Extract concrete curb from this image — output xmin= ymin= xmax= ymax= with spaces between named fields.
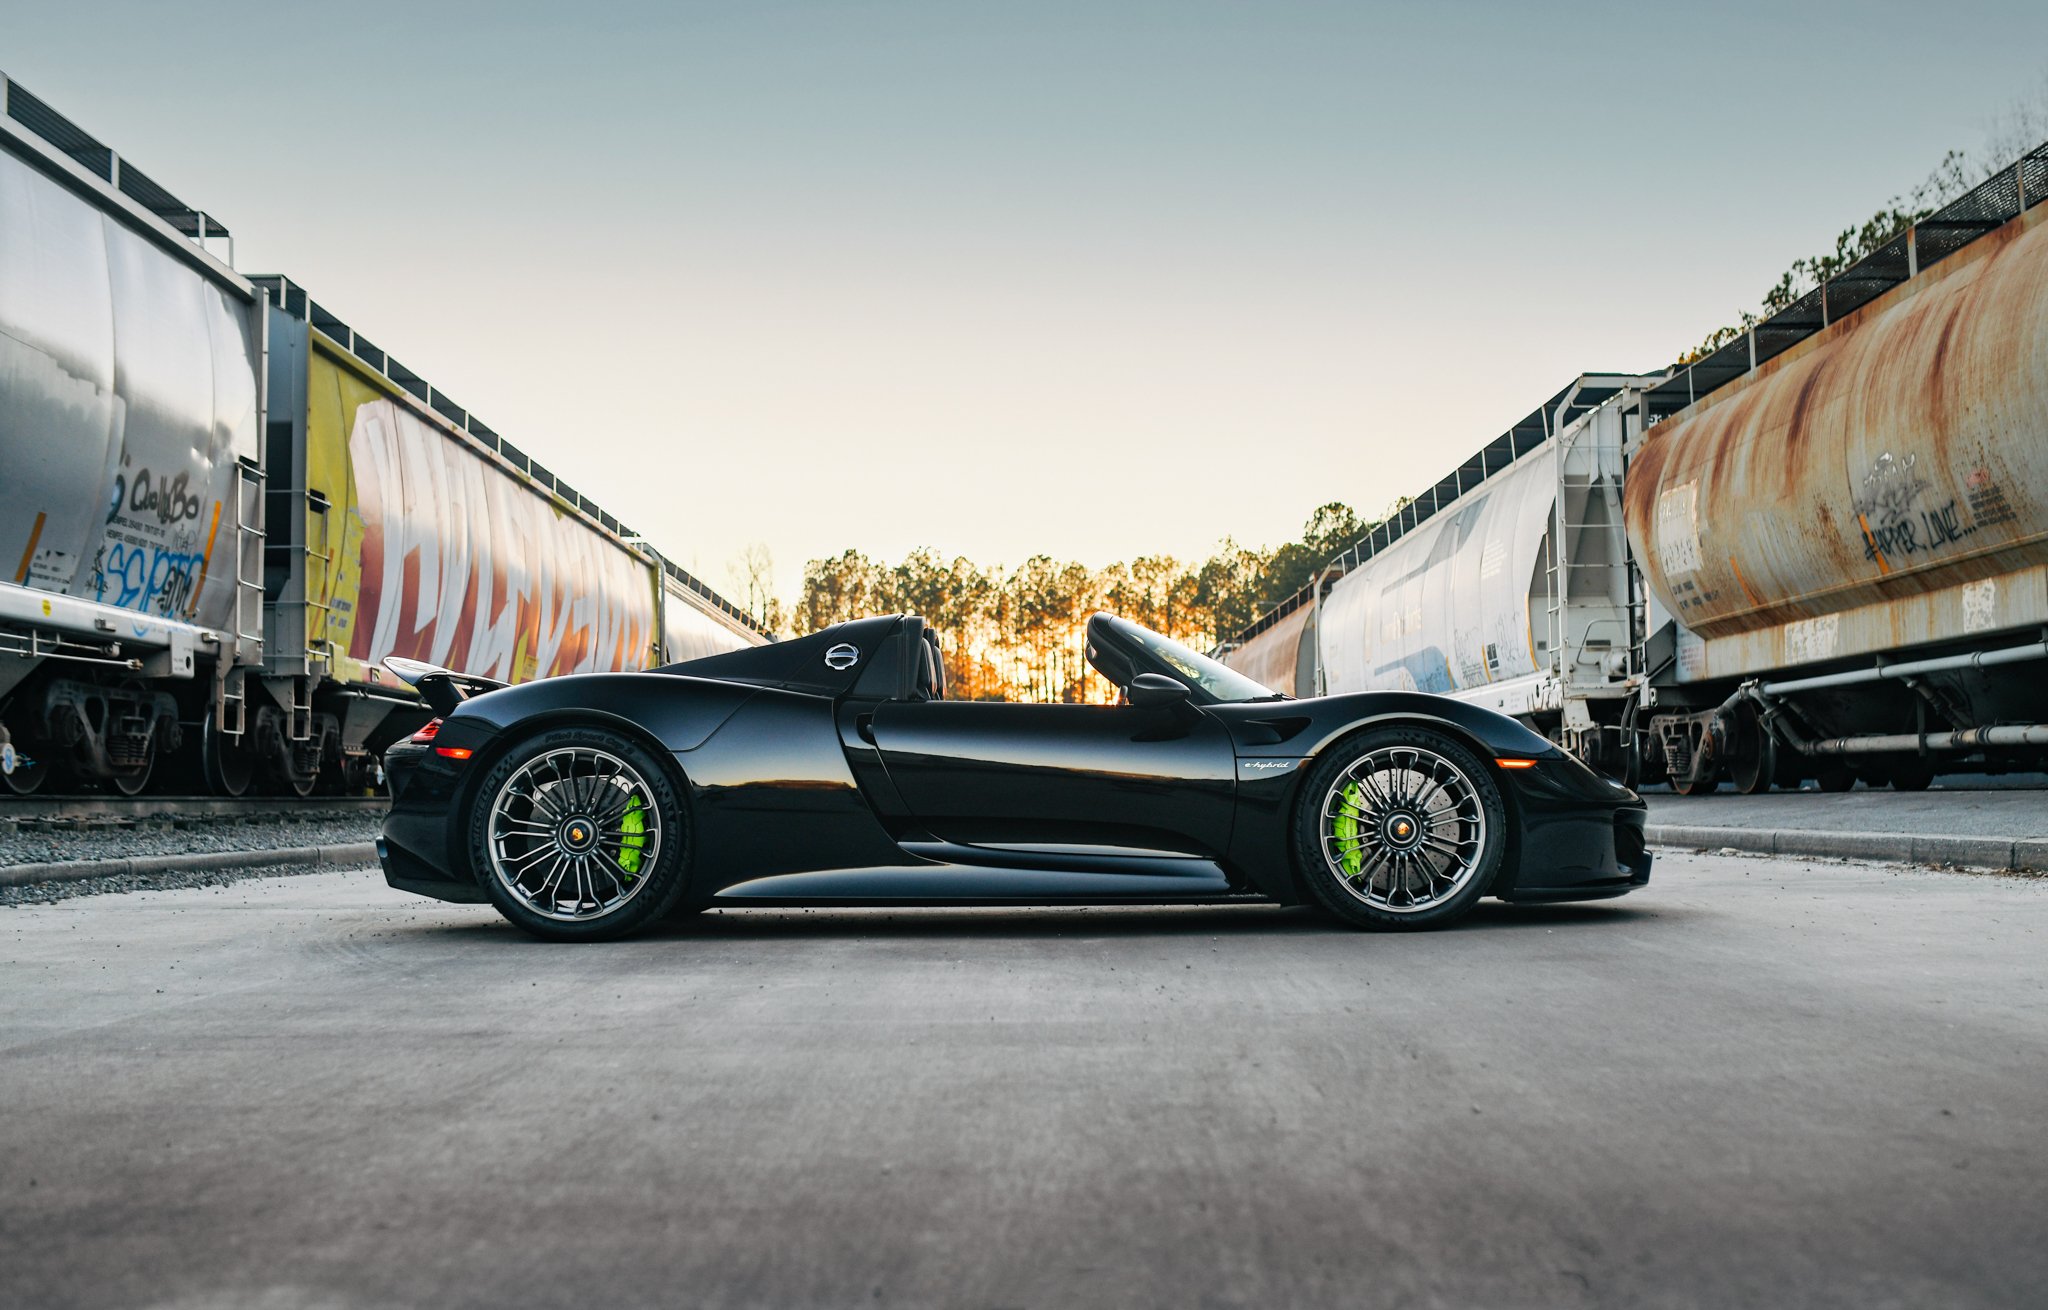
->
xmin=1647 ymin=825 xmax=2047 ymax=872
xmin=0 ymin=842 xmax=378 ymax=889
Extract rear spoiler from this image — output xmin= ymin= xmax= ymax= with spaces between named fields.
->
xmin=382 ymin=657 xmax=510 ymax=716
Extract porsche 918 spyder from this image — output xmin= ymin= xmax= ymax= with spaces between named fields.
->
xmin=378 ymin=613 xmax=1650 ymax=941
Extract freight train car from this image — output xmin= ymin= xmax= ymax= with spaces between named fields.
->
xmin=1623 ymin=146 xmax=2048 ymax=794
xmin=0 ymin=72 xmax=767 ymax=796
xmin=1222 ymin=140 xmax=2048 ymax=793
xmin=246 ymin=279 xmax=764 ymax=795
xmin=0 ymin=76 xmax=265 ymax=795
xmin=1221 ymin=375 xmax=1658 ymax=781
xmin=1218 ymin=574 xmax=1333 ymax=699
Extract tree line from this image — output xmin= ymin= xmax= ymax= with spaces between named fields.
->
xmin=745 ymin=73 xmax=2048 ymax=701
xmin=790 ymin=502 xmax=1380 ymax=702
xmin=1680 ymin=74 xmax=2048 ymax=365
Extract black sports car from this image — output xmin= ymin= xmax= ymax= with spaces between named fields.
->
xmin=378 ymin=613 xmax=1650 ymax=941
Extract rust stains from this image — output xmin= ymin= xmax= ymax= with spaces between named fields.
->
xmin=1624 ymin=201 xmax=2048 ymax=644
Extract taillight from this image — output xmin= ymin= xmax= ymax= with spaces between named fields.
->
xmin=409 ymin=718 xmax=442 ymax=744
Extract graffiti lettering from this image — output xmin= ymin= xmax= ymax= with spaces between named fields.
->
xmin=346 ymin=399 xmax=658 ymax=682
xmin=127 ymin=468 xmax=204 ymax=526
xmin=1862 ymin=497 xmax=1978 ymax=562
xmin=1852 ymin=452 xmax=1931 ymax=526
xmin=95 ymin=540 xmax=206 ymax=615
xmin=1923 ymin=500 xmax=1972 ymax=548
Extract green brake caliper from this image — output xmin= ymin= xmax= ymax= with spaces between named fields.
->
xmin=1334 ymin=781 xmax=1365 ymax=878
xmin=617 ymin=794 xmax=647 ymax=878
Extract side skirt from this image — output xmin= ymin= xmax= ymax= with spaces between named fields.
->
xmin=711 ymin=862 xmax=1242 ymax=904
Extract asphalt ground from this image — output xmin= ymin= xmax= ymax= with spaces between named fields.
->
xmin=4 ymin=854 xmax=2045 ymax=1309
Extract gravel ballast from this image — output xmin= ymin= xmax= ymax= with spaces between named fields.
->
xmin=0 ymin=808 xmax=383 ymax=868
xmin=0 ymin=807 xmax=386 ymax=907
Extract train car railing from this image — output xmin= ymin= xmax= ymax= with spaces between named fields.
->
xmin=1646 ymin=141 xmax=2048 ymax=424
xmin=0 ymin=72 xmax=236 ymax=266
xmin=1219 ymin=375 xmax=1651 ymax=656
xmin=248 ymin=275 xmax=772 ymax=646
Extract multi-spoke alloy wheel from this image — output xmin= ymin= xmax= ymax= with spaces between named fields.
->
xmin=468 ymin=728 xmax=688 ymax=940
xmin=1322 ymin=745 xmax=1486 ymax=913
xmin=1293 ymin=727 xmax=1505 ymax=930
xmin=488 ymin=746 xmax=661 ymax=920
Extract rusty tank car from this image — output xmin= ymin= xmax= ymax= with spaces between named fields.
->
xmin=1622 ymin=151 xmax=2048 ymax=793
xmin=1223 ymin=142 xmax=2048 ymax=793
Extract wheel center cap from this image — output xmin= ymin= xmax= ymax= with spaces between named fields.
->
xmin=558 ymin=817 xmax=598 ymax=853
xmin=1382 ymin=810 xmax=1425 ymax=852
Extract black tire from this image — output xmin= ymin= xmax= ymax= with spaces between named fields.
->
xmin=467 ymin=726 xmax=691 ymax=942
xmin=1888 ymin=758 xmax=1936 ymax=791
xmin=1291 ymin=726 xmax=1507 ymax=931
xmin=1772 ymin=753 xmax=1806 ymax=790
xmin=1815 ymin=762 xmax=1856 ymax=793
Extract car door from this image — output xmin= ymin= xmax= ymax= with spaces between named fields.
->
xmin=865 ymin=699 xmax=1238 ymax=857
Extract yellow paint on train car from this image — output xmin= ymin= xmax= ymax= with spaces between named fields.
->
xmin=304 ymin=336 xmax=387 ymax=686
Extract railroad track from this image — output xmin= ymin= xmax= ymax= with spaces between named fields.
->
xmin=0 ymin=795 xmax=388 ymax=828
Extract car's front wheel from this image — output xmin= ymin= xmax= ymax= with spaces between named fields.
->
xmin=1292 ymin=726 xmax=1506 ymax=931
xmin=467 ymin=726 xmax=690 ymax=941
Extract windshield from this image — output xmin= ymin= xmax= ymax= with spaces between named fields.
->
xmin=1110 ymin=617 xmax=1282 ymax=703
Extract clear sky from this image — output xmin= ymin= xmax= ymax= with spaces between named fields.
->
xmin=8 ymin=2 xmax=2046 ymax=604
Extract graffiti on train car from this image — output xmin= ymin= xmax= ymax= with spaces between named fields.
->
xmin=116 ymin=468 xmax=207 ymax=527
xmin=1625 ymin=205 xmax=2048 ymax=642
xmin=95 ymin=539 xmax=207 ymax=616
xmin=0 ymin=145 xmax=256 ymax=631
xmin=341 ymin=398 xmax=658 ymax=683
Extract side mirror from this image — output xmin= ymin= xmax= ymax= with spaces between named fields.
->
xmin=1127 ymin=673 xmax=1191 ymax=708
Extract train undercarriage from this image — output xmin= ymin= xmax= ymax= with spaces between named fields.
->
xmin=0 ymin=658 xmax=424 ymax=798
xmin=1637 ymin=632 xmax=2048 ymax=795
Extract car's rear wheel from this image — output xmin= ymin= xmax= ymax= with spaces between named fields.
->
xmin=468 ymin=726 xmax=689 ymax=941
xmin=1292 ymin=726 xmax=1506 ymax=931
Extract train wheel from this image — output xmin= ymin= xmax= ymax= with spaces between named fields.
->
xmin=201 ymin=711 xmax=256 ymax=797
xmin=1671 ymin=772 xmax=1720 ymax=796
xmin=1815 ymin=762 xmax=1856 ymax=793
xmin=109 ymin=754 xmax=154 ymax=797
xmin=1888 ymin=759 xmax=1936 ymax=791
xmin=1727 ymin=704 xmax=1775 ymax=795
xmin=0 ymin=739 xmax=50 ymax=795
xmin=1773 ymin=753 xmax=1806 ymax=790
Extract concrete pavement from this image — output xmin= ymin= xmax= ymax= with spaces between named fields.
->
xmin=1642 ymin=775 xmax=2048 ymax=840
xmin=1643 ymin=777 xmax=2048 ymax=871
xmin=3 ymin=855 xmax=2046 ymax=1308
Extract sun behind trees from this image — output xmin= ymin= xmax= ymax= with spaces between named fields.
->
xmin=796 ymin=503 xmax=1374 ymax=702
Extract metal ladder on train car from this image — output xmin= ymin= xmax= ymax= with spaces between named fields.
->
xmin=217 ymin=457 xmax=268 ymax=741
xmin=1543 ymin=397 xmax=1636 ymax=762
xmin=1544 ymin=405 xmax=1631 ymax=677
xmin=302 ymin=490 xmax=336 ymax=681
xmin=271 ymin=489 xmax=338 ymax=752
